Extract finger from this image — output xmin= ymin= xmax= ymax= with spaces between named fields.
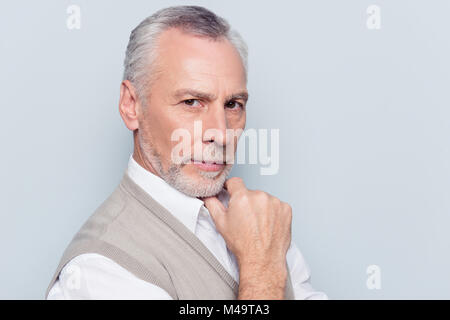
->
xmin=203 ymin=196 xmax=226 ymax=223
xmin=224 ymin=177 xmax=246 ymax=195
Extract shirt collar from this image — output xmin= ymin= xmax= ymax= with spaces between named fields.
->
xmin=126 ymin=154 xmax=205 ymax=234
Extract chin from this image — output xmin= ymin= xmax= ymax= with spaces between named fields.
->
xmin=172 ymin=164 xmax=232 ymax=198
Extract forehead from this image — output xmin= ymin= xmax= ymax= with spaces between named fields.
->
xmin=153 ymin=28 xmax=247 ymax=90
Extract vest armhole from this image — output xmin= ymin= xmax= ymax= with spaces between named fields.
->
xmin=45 ymin=239 xmax=179 ymax=300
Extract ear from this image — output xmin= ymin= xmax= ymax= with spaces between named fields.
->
xmin=119 ymin=80 xmax=141 ymax=131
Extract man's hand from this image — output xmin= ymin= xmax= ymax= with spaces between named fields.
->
xmin=203 ymin=177 xmax=292 ymax=299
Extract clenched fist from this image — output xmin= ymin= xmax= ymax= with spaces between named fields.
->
xmin=202 ymin=177 xmax=293 ymax=299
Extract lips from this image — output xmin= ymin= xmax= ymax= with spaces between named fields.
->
xmin=191 ymin=159 xmax=225 ymax=171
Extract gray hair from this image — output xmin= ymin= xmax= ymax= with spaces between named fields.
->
xmin=122 ymin=5 xmax=248 ymax=105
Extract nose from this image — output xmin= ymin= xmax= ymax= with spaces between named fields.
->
xmin=202 ymin=103 xmax=228 ymax=147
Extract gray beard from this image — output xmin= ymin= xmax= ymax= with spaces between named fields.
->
xmin=138 ymin=132 xmax=232 ymax=197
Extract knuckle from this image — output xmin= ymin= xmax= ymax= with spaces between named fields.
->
xmin=253 ymin=190 xmax=270 ymax=203
xmin=284 ymin=203 xmax=292 ymax=212
xmin=229 ymin=177 xmax=243 ymax=184
xmin=283 ymin=202 xmax=292 ymax=216
xmin=272 ymin=197 xmax=282 ymax=207
xmin=236 ymin=192 xmax=250 ymax=205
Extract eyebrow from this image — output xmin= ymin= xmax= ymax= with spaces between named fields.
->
xmin=172 ymin=89 xmax=249 ymax=103
xmin=227 ymin=92 xmax=249 ymax=103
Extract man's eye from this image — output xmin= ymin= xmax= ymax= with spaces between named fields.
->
xmin=225 ymin=101 xmax=243 ymax=110
xmin=183 ymin=99 xmax=201 ymax=107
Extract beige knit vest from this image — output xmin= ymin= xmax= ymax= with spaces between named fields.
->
xmin=45 ymin=171 xmax=295 ymax=299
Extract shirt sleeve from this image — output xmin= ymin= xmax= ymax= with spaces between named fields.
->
xmin=46 ymin=253 xmax=173 ymax=300
xmin=286 ymin=241 xmax=329 ymax=300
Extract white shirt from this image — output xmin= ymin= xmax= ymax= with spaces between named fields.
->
xmin=48 ymin=154 xmax=327 ymax=300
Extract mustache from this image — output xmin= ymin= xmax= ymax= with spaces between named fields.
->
xmin=176 ymin=144 xmax=235 ymax=165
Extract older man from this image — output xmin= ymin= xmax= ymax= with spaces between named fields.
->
xmin=46 ymin=5 xmax=327 ymax=300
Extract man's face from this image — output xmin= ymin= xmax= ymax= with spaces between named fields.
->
xmin=137 ymin=28 xmax=247 ymax=197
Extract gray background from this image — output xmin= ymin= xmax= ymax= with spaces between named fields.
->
xmin=1 ymin=0 xmax=449 ymax=299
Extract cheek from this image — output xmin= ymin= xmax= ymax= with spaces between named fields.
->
xmin=227 ymin=110 xmax=246 ymax=127
xmin=227 ymin=113 xmax=246 ymax=142
xmin=154 ymin=113 xmax=197 ymax=159
xmin=141 ymin=111 xmax=178 ymax=155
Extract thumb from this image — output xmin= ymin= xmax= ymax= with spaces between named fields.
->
xmin=202 ymin=196 xmax=226 ymax=226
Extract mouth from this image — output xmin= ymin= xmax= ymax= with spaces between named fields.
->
xmin=191 ymin=159 xmax=226 ymax=172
